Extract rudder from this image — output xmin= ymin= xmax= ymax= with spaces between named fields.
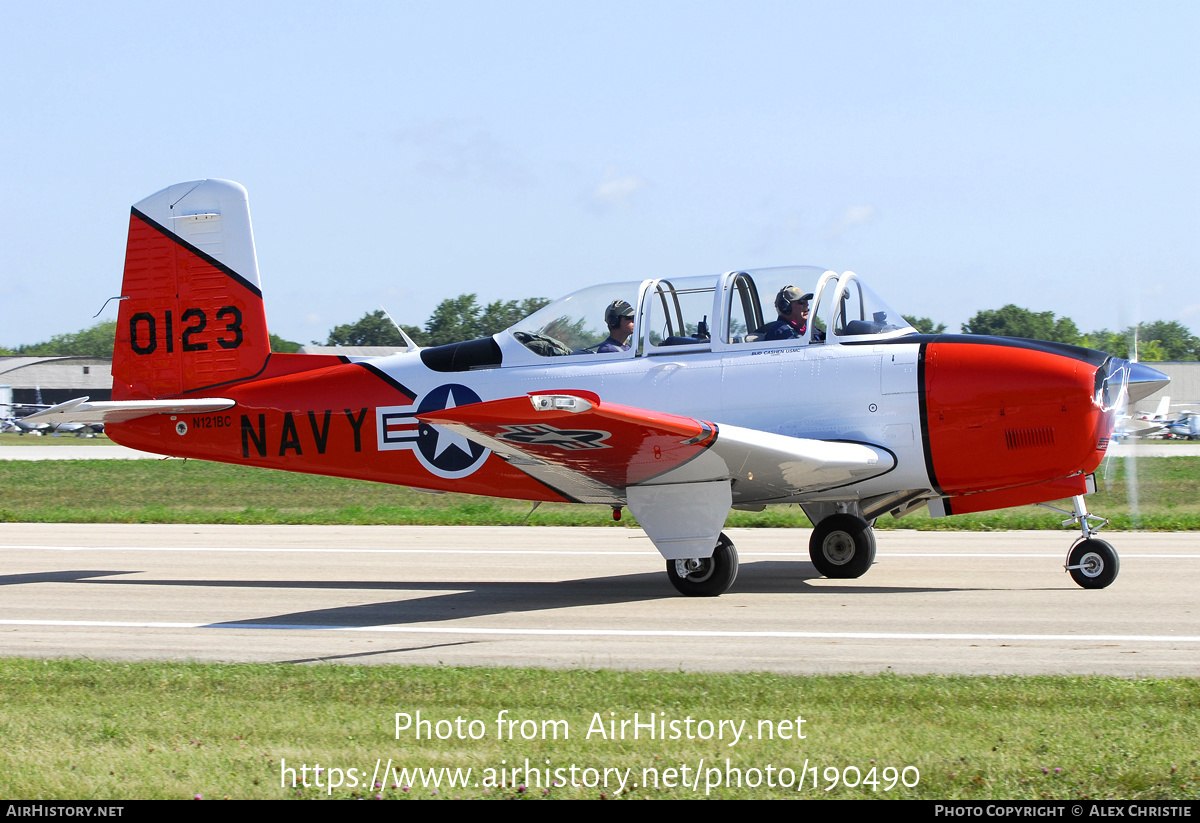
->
xmin=112 ymin=180 xmax=271 ymax=399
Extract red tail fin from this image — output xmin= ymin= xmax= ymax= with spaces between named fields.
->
xmin=112 ymin=180 xmax=271 ymax=399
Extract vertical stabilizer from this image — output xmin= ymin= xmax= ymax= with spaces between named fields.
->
xmin=112 ymin=180 xmax=271 ymax=399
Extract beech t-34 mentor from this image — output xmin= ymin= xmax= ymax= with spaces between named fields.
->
xmin=32 ymin=180 xmax=1170 ymax=595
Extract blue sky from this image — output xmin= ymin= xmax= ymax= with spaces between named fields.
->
xmin=2 ymin=1 xmax=1196 ymax=347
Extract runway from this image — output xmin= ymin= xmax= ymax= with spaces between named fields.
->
xmin=2 ymin=524 xmax=1197 ymax=676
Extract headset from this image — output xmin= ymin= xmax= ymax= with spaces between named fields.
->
xmin=775 ymin=286 xmax=812 ymax=317
xmin=605 ymin=300 xmax=635 ymax=328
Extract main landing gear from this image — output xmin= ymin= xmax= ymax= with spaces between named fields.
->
xmin=809 ymin=513 xmax=876 ymax=579
xmin=1042 ymin=494 xmax=1120 ymax=589
xmin=666 ymin=532 xmax=739 ymax=597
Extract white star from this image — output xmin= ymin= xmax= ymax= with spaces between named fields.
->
xmin=429 ymin=390 xmax=476 ymax=460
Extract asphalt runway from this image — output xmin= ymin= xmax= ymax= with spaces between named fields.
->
xmin=2 ymin=524 xmax=1197 ymax=676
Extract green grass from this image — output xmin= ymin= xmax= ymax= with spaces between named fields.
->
xmin=0 ymin=455 xmax=1197 ymax=529
xmin=1 ymin=660 xmax=1196 ymax=800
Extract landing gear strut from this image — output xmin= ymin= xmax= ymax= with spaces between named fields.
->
xmin=809 ymin=513 xmax=876 ymax=578
xmin=1041 ymin=494 xmax=1120 ymax=589
xmin=666 ymin=532 xmax=739 ymax=596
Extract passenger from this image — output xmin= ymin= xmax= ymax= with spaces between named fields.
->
xmin=762 ymin=286 xmax=821 ymax=341
xmin=597 ymin=300 xmax=635 ymax=353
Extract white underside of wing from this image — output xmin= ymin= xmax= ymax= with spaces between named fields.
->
xmin=626 ymin=428 xmax=893 ymax=559
xmin=25 ymin=397 xmax=235 ymax=424
xmin=707 ymin=424 xmax=895 ymax=501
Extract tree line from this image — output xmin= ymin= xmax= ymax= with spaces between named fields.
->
xmin=0 ymin=322 xmax=302 ymax=358
xmin=323 ymin=296 xmax=550 ymax=349
xmin=4 ymin=299 xmax=1198 ymax=361
xmin=957 ymin=305 xmax=1199 ymax=361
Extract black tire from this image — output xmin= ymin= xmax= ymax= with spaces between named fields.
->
xmin=809 ymin=514 xmax=876 ymax=578
xmin=666 ymin=533 xmax=739 ymax=596
xmin=1067 ymin=538 xmax=1119 ymax=589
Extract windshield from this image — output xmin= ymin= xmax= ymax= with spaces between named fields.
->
xmin=815 ymin=272 xmax=915 ymax=339
xmin=506 ymin=280 xmax=646 ymax=356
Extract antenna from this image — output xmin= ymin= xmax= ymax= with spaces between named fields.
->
xmin=379 ymin=305 xmax=421 ymax=353
xmin=92 ymin=296 xmax=128 ymax=318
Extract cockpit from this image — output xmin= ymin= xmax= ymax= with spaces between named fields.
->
xmin=505 ymin=266 xmax=916 ymax=359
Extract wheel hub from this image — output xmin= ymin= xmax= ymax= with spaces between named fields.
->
xmin=1078 ymin=551 xmax=1104 ymax=578
xmin=674 ymin=557 xmax=714 ymax=582
xmin=821 ymin=532 xmax=856 ymax=565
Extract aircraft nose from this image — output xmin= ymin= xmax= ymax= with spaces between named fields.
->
xmin=1126 ymin=361 xmax=1171 ymax=404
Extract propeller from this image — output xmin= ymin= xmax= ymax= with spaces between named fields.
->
xmin=1097 ymin=325 xmax=1169 ymax=527
xmin=1099 ymin=354 xmax=1130 ymax=513
xmin=1096 ymin=327 xmax=1171 ymax=528
xmin=1124 ymin=330 xmax=1140 ymax=527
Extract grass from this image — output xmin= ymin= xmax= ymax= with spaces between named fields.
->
xmin=1 ymin=660 xmax=1196 ymax=800
xmin=0 ymin=454 xmax=1198 ymax=529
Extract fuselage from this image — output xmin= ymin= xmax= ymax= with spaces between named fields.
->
xmin=108 ymin=329 xmax=1117 ymax=514
xmin=97 ymin=187 xmax=1128 ymax=517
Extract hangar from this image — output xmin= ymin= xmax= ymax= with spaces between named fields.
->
xmin=0 ymin=356 xmax=113 ymax=408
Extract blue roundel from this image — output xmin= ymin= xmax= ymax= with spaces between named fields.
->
xmin=414 ymin=384 xmax=488 ymax=476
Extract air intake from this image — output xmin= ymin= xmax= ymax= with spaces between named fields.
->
xmin=1005 ymin=427 xmax=1055 ymax=450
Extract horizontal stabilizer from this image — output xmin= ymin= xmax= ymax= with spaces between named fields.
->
xmin=25 ymin=396 xmax=234 ymax=425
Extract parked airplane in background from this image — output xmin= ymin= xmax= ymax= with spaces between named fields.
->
xmin=30 ymin=180 xmax=1170 ymax=594
xmin=7 ymin=401 xmax=103 ymax=437
xmin=1166 ymin=410 xmax=1200 ymax=440
xmin=8 ymin=412 xmax=52 ymax=436
xmin=1112 ymin=397 xmax=1200 ymax=441
xmin=1114 ymin=396 xmax=1174 ymax=440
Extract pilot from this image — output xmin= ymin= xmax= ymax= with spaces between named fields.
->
xmin=598 ymin=300 xmax=635 ymax=353
xmin=762 ymin=286 xmax=820 ymax=341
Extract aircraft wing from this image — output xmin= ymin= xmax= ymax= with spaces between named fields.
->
xmin=419 ymin=391 xmax=894 ymax=557
xmin=24 ymin=396 xmax=235 ymax=425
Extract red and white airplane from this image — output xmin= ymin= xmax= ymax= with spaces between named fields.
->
xmin=31 ymin=179 xmax=1170 ymax=595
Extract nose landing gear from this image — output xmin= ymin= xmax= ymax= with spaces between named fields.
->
xmin=1042 ymin=494 xmax=1119 ymax=589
